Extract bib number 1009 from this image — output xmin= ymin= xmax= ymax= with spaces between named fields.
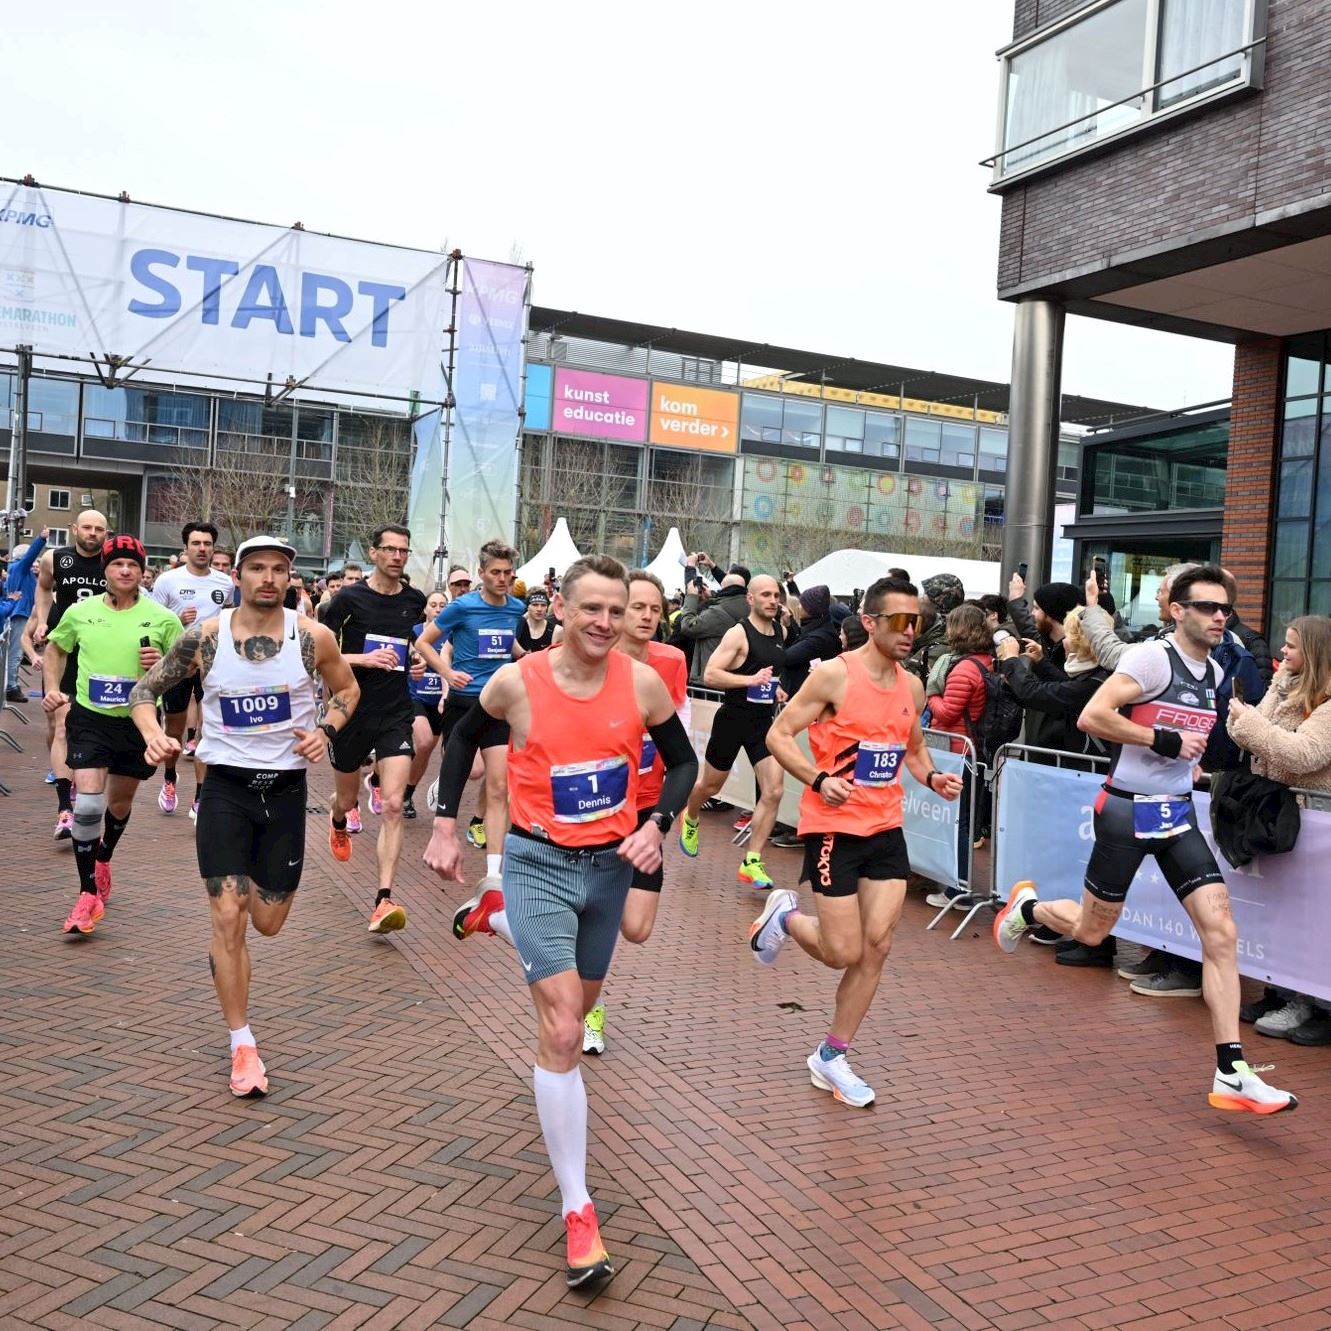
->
xmin=219 ymin=688 xmax=293 ymax=732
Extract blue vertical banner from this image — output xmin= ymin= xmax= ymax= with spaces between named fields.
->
xmin=446 ymin=258 xmax=529 ymax=572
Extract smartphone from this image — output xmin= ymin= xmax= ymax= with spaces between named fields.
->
xmin=1093 ymin=556 xmax=1109 ymax=594
xmin=139 ymin=636 xmax=151 ymax=648
xmin=1232 ymin=675 xmax=1244 ymax=704
xmin=1017 ymin=562 xmax=1028 ymax=580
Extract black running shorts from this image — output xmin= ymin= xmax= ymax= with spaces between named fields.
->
xmin=163 ymin=674 xmax=204 ymax=716
xmin=1084 ymin=787 xmax=1223 ymax=905
xmin=630 ymin=807 xmax=664 ymax=893
xmin=328 ymin=703 xmax=415 ymax=772
xmin=196 ymin=765 xmax=308 ymax=897
xmin=800 ymin=827 xmax=911 ymax=897
xmin=704 ymin=703 xmax=774 ymax=773
xmin=59 ymin=646 xmax=78 ymax=698
xmin=440 ymin=694 xmax=510 ymax=749
xmin=65 ymin=702 xmax=154 ymax=780
xmin=413 ymin=699 xmax=445 ymax=736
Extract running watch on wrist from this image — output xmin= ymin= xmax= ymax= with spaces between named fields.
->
xmin=317 ymin=721 xmax=337 ymax=742
xmin=647 ymin=811 xmax=673 ymax=836
xmin=925 ymin=771 xmax=939 ymax=792
xmin=811 ymin=771 xmax=830 ymax=793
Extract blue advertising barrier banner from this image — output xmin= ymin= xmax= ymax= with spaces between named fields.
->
xmin=995 ymin=756 xmax=1331 ymax=1002
xmin=901 ymin=749 xmax=967 ymax=890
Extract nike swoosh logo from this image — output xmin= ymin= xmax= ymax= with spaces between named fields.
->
xmin=1216 ymin=1075 xmax=1242 ymax=1091
xmin=520 ymin=956 xmax=533 ymax=972
xmin=608 ymin=719 xmax=624 ymax=727
xmin=288 ymin=859 xmax=302 ymax=867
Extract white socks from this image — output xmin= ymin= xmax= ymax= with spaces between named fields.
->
xmin=490 ymin=908 xmax=514 ymax=945
xmin=533 ymin=1064 xmax=592 ymax=1215
xmin=486 ymin=853 xmax=502 ymax=878
xmin=229 ymin=1025 xmax=254 ymax=1053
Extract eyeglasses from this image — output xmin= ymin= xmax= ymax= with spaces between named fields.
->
xmin=1179 ymin=599 xmax=1232 ymax=618
xmin=866 ymin=611 xmax=920 ymax=632
xmin=377 ymin=545 xmax=410 ymax=557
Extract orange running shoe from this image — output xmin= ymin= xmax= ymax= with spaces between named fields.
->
xmin=329 ymin=815 xmax=352 ymax=862
xmin=94 ymin=860 xmax=112 ymax=905
xmin=229 ymin=1045 xmax=268 ymax=1098
xmin=368 ymin=899 xmax=406 ymax=934
xmin=63 ymin=893 xmax=104 ymax=934
xmin=564 ymin=1202 xmax=613 ymax=1289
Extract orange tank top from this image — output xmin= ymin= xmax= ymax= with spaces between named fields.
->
xmin=798 ymin=653 xmax=917 ymax=836
xmin=634 ymin=641 xmax=688 ymax=810
xmin=508 ymin=648 xmax=643 ymax=846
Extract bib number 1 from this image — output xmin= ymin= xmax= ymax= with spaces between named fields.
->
xmin=551 ymin=756 xmax=629 ymax=823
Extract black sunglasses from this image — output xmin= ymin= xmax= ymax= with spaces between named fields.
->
xmin=1179 ymin=599 xmax=1232 ymax=617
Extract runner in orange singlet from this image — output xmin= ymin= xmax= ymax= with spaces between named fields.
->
xmin=753 ymin=575 xmax=962 ymax=1107
xmin=581 ymin=569 xmax=690 ymax=1056
xmin=423 ymin=555 xmax=698 ymax=1290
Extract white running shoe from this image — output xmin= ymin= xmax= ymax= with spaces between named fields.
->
xmin=582 ymin=1004 xmax=605 ymax=1056
xmin=1254 ymin=998 xmax=1314 ymax=1038
xmin=807 ymin=1050 xmax=875 ymax=1107
xmin=748 ymin=888 xmax=797 ymax=966
xmin=426 ymin=777 xmax=439 ymax=813
xmin=1208 ymin=1061 xmax=1297 ymax=1115
xmin=993 ymin=881 xmax=1038 ymax=954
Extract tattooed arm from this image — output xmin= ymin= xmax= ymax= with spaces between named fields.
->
xmin=291 ymin=619 xmax=359 ymax=762
xmin=129 ymin=622 xmax=208 ymax=763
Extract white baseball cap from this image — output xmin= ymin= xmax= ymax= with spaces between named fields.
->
xmin=235 ymin=535 xmax=297 ymax=568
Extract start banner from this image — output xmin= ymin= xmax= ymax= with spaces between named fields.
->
xmin=994 ymin=755 xmax=1331 ymax=1002
xmin=0 ymin=180 xmax=450 ymax=402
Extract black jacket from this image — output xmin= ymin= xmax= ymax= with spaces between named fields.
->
xmin=781 ymin=613 xmax=840 ymax=695
xmin=1209 ymin=768 xmax=1300 ymax=868
xmin=997 ymin=657 xmax=1110 ymax=756
xmin=1228 ymin=614 xmax=1274 ymax=685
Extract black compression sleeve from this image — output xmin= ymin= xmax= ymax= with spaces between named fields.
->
xmin=433 ymin=702 xmax=494 ymax=819
xmin=648 ymin=713 xmax=699 ymax=818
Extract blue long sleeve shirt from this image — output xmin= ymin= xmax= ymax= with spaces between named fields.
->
xmin=0 ymin=533 xmax=46 ymax=627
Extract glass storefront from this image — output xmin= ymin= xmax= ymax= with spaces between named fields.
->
xmin=1272 ymin=332 xmax=1331 ymax=628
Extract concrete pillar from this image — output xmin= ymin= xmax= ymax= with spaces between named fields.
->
xmin=1003 ymin=299 xmax=1065 ymax=587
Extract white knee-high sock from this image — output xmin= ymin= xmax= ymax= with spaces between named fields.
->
xmin=533 ymin=1064 xmax=592 ymax=1215
xmin=490 ymin=908 xmax=514 ymax=945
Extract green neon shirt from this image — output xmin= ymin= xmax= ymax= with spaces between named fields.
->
xmin=48 ymin=593 xmax=183 ymax=716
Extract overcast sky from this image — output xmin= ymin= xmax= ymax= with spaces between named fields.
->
xmin=11 ymin=0 xmax=1233 ymax=412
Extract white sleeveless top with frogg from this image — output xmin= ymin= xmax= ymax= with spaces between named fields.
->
xmin=197 ymin=609 xmax=318 ymax=770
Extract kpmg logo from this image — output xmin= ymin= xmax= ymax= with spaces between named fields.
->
xmin=0 ymin=209 xmax=53 ymax=228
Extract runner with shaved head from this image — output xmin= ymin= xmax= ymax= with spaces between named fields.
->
xmin=679 ymin=573 xmax=789 ymax=891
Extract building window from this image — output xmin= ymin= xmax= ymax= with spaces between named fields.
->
xmin=1272 ymin=332 xmax=1331 ymax=633
xmin=739 ymin=393 xmax=822 ymax=450
xmin=991 ymin=0 xmax=1263 ymax=183
xmin=25 ymin=378 xmax=79 ymax=436
xmin=980 ymin=427 xmax=1008 ymax=472
xmin=863 ymin=410 xmax=901 ymax=462
xmin=83 ymin=385 xmax=209 ymax=448
xmin=680 ymin=357 xmax=721 ymax=385
xmin=23 ymin=483 xmax=35 ymax=507
xmin=904 ymin=416 xmax=941 ymax=464
xmin=48 ymin=488 xmax=70 ymax=510
xmin=940 ymin=421 xmax=977 ymax=470
xmin=48 ymin=527 xmax=69 ymax=547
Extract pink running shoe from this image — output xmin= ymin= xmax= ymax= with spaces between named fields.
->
xmin=364 ymin=774 xmax=383 ymax=816
xmin=158 ymin=780 xmax=178 ymax=814
xmin=229 ymin=1045 xmax=268 ymax=1097
xmin=94 ymin=860 xmax=112 ymax=905
xmin=346 ymin=805 xmax=363 ymax=834
xmin=53 ymin=810 xmax=74 ymax=842
xmin=63 ymin=893 xmax=104 ymax=934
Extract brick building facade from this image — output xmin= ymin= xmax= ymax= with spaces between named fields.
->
xmin=992 ymin=0 xmax=1331 ymax=633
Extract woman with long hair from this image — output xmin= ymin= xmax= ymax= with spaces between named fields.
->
xmin=1227 ymin=615 xmax=1331 ymax=1044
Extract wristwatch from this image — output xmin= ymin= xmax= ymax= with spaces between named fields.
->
xmin=811 ymin=771 xmax=830 ymax=793
xmin=648 ymin=811 xmax=673 ymax=835
xmin=317 ymin=721 xmax=338 ymax=742
xmin=924 ymin=770 xmax=939 ymax=792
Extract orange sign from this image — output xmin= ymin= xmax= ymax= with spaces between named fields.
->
xmin=649 ymin=382 xmax=739 ymax=453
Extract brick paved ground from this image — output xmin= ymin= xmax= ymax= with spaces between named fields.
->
xmin=5 ymin=702 xmax=1331 ymax=1330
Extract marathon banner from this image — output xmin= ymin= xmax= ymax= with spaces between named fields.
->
xmin=995 ymin=756 xmax=1331 ymax=1003
xmin=0 ymin=180 xmax=450 ymax=402
xmin=689 ymin=699 xmax=966 ymax=890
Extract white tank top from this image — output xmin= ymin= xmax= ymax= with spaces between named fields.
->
xmin=198 ymin=609 xmax=318 ymax=770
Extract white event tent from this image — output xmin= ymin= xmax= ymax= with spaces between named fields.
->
xmin=643 ymin=527 xmax=689 ymax=596
xmin=515 ymin=517 xmax=583 ymax=585
xmin=793 ymin=549 xmax=1001 ymax=599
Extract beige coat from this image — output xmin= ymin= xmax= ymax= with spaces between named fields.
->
xmin=1227 ymin=667 xmax=1331 ymax=794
